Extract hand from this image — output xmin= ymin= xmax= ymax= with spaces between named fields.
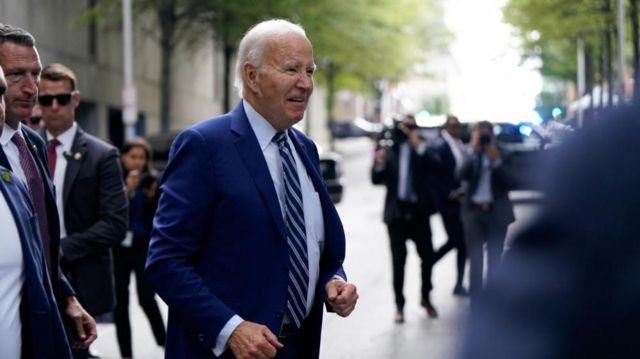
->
xmin=326 ymin=280 xmax=358 ymax=317
xmin=485 ymin=143 xmax=501 ymax=162
xmin=373 ymin=149 xmax=386 ymax=166
xmin=469 ymin=129 xmax=481 ymax=151
xmin=228 ymin=321 xmax=283 ymax=359
xmin=65 ymin=296 xmax=97 ymax=349
xmin=407 ymin=129 xmax=422 ymax=149
xmin=125 ymin=170 xmax=140 ymax=193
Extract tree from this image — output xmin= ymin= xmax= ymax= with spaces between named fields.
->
xmin=78 ymin=0 xmax=213 ymax=133
xmin=504 ymin=0 xmax=624 ymax=121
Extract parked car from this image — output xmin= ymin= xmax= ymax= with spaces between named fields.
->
xmin=146 ymin=130 xmax=344 ymax=204
xmin=318 ymin=151 xmax=344 ymax=204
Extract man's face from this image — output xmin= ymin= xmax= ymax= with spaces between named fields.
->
xmin=247 ymin=33 xmax=315 ymax=130
xmin=0 ymin=66 xmax=7 ymax=129
xmin=39 ymin=78 xmax=79 ymax=135
xmin=0 ymin=42 xmax=42 ymax=128
xmin=445 ymin=118 xmax=461 ymax=139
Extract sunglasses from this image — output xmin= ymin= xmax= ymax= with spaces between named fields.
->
xmin=38 ymin=92 xmax=76 ymax=107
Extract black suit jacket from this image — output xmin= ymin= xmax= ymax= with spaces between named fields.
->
xmin=0 ymin=125 xmax=74 ymax=303
xmin=458 ymin=145 xmax=516 ymax=227
xmin=371 ymin=141 xmax=439 ymax=224
xmin=51 ymin=126 xmax=128 ymax=316
xmin=431 ymin=136 xmax=463 ymax=208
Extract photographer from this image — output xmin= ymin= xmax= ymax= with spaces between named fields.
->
xmin=459 ymin=121 xmax=516 ymax=302
xmin=372 ymin=115 xmax=440 ymax=323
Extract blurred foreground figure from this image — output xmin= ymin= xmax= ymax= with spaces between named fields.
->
xmin=459 ymin=105 xmax=640 ymax=358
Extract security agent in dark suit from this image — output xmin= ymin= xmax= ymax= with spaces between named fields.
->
xmin=458 ymin=121 xmax=515 ymax=300
xmin=39 ymin=63 xmax=128 ymax=359
xmin=372 ymin=115 xmax=440 ymax=322
xmin=0 ymin=64 xmax=71 ymax=359
xmin=431 ymin=115 xmax=468 ymax=296
xmin=458 ymin=105 xmax=640 ymax=359
xmin=0 ymin=25 xmax=97 ymax=351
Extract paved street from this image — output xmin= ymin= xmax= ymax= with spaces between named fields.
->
xmin=92 ymin=137 xmax=540 ymax=358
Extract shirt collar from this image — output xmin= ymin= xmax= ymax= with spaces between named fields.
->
xmin=47 ymin=122 xmax=77 ymax=151
xmin=441 ymin=129 xmax=460 ymax=145
xmin=243 ymin=100 xmax=279 ymax=151
xmin=0 ymin=123 xmax=19 ymax=147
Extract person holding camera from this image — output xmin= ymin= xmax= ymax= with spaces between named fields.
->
xmin=113 ymin=138 xmax=166 ymax=359
xmin=459 ymin=121 xmax=515 ymax=302
xmin=372 ymin=114 xmax=440 ymax=323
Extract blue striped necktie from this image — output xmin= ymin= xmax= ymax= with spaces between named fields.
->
xmin=273 ymin=131 xmax=309 ymax=330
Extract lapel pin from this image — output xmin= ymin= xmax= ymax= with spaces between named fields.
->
xmin=1 ymin=170 xmax=11 ymax=183
xmin=74 ymin=152 xmax=82 ymax=160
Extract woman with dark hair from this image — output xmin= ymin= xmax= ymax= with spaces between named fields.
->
xmin=113 ymin=138 xmax=166 ymax=359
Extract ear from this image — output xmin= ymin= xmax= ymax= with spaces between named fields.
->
xmin=243 ymin=62 xmax=260 ymax=94
xmin=71 ymin=90 xmax=81 ymax=109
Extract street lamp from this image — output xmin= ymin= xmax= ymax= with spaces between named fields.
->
xmin=122 ymin=0 xmax=138 ymax=140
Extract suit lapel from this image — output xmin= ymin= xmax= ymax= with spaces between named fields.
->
xmin=63 ymin=129 xmax=87 ymax=204
xmin=288 ymin=130 xmax=341 ymax=233
xmin=0 ymin=148 xmax=10 ymax=170
xmin=230 ymin=103 xmax=286 ymax=238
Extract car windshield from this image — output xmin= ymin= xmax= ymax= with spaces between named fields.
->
xmin=494 ymin=123 xmax=544 ymax=150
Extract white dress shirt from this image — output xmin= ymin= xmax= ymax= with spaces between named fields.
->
xmin=0 ymin=189 xmax=25 ymax=359
xmin=471 ymin=153 xmax=494 ymax=204
xmin=442 ymin=129 xmax=465 ymax=173
xmin=213 ymin=101 xmax=325 ymax=355
xmin=46 ymin=122 xmax=77 ymax=239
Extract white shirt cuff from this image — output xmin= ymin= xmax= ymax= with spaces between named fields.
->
xmin=212 ymin=315 xmax=243 ymax=356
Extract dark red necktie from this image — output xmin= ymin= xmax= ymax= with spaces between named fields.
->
xmin=12 ymin=132 xmax=52 ymax=274
xmin=47 ymin=138 xmax=60 ymax=178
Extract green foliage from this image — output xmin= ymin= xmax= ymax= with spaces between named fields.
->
xmin=504 ymin=0 xmax=616 ymax=82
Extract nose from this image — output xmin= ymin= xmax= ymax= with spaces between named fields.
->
xmin=297 ymin=72 xmax=313 ymax=91
xmin=22 ymin=73 xmax=39 ymax=96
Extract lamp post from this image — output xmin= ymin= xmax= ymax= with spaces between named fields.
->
xmin=122 ymin=0 xmax=138 ymax=140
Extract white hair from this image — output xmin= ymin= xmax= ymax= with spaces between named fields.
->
xmin=233 ymin=19 xmax=307 ymax=97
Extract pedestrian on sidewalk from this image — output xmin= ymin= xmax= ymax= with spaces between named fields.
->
xmin=113 ymin=138 xmax=166 ymax=359
xmin=372 ymin=114 xmax=440 ymax=323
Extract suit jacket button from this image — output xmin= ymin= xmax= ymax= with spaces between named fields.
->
xmin=197 ymin=333 xmax=205 ymax=342
xmin=283 ymin=266 xmax=289 ymax=273
xmin=277 ymin=309 xmax=285 ymax=319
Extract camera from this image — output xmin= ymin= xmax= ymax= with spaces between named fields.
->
xmin=479 ymin=134 xmax=492 ymax=146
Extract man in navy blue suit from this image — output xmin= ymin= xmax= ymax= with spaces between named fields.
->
xmin=0 ymin=65 xmax=72 ymax=359
xmin=0 ymin=24 xmax=97 ymax=354
xmin=146 ymin=19 xmax=358 ymax=359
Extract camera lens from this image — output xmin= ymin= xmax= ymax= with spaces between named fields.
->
xmin=480 ymin=134 xmax=491 ymax=145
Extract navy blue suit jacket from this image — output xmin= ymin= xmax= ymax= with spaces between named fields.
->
xmin=0 ymin=166 xmax=72 ymax=358
xmin=146 ymin=102 xmax=347 ymax=358
xmin=0 ymin=126 xmax=74 ymax=305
